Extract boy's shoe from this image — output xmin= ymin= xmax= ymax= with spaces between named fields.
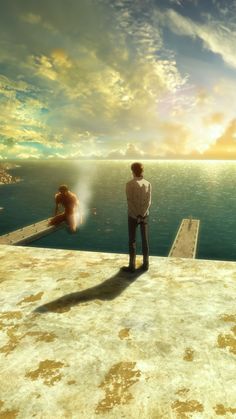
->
xmin=121 ymin=266 xmax=135 ymax=273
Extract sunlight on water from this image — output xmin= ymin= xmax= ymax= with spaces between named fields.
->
xmin=1 ymin=160 xmax=236 ymax=261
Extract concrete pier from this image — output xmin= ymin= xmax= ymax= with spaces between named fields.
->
xmin=0 ymin=218 xmax=64 ymax=245
xmin=0 ymin=244 xmax=236 ymax=418
xmin=169 ymin=218 xmax=200 ymax=258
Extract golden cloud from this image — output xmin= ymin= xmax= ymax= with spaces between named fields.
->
xmin=107 ymin=143 xmax=144 ymax=159
xmin=181 ymin=118 xmax=236 ymax=160
xmin=196 ymin=88 xmax=210 ymax=106
xmin=51 ymin=49 xmax=72 ymax=68
xmin=2 ymin=1 xmax=236 ymax=160
xmin=203 ymin=112 xmax=225 ymax=125
xmin=21 ymin=13 xmax=41 ymax=24
xmin=201 ymin=119 xmax=236 ymax=159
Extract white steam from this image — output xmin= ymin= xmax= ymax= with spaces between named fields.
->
xmin=73 ymin=162 xmax=97 ymax=226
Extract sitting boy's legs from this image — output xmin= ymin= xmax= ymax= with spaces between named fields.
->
xmin=48 ymin=213 xmax=66 ymax=226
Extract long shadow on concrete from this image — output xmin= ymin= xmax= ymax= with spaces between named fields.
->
xmin=34 ymin=269 xmax=144 ymax=314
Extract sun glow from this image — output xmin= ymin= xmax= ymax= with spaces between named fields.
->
xmin=208 ymin=124 xmax=224 ymax=141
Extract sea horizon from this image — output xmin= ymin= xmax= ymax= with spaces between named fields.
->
xmin=3 ymin=158 xmax=236 ymax=162
xmin=1 ymin=159 xmax=236 ymax=262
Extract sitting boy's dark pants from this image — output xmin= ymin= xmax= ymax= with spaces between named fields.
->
xmin=128 ymin=215 xmax=149 ymax=268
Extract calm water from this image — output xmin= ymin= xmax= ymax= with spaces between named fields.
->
xmin=1 ymin=160 xmax=236 ymax=261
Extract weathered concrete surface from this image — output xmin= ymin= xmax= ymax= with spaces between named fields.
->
xmin=0 ymin=244 xmax=236 ymax=419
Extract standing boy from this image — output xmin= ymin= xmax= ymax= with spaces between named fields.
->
xmin=122 ymin=162 xmax=152 ymax=272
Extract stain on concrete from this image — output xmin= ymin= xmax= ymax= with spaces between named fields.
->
xmin=17 ymin=292 xmax=44 ymax=305
xmin=0 ymin=400 xmax=19 ymax=418
xmin=183 ymin=348 xmax=194 ymax=361
xmin=217 ymin=333 xmax=236 ymax=355
xmin=119 ymin=328 xmax=130 ymax=340
xmin=0 ymin=325 xmax=21 ymax=356
xmin=67 ymin=380 xmax=76 ymax=385
xmin=0 ymin=325 xmax=56 ymax=356
xmin=79 ymin=272 xmax=90 ymax=278
xmin=25 ymin=331 xmax=57 ymax=343
xmin=176 ymin=388 xmax=190 ymax=396
xmin=232 ymin=325 xmax=236 ymax=335
xmin=17 ymin=259 xmax=43 ymax=269
xmin=86 ymin=261 xmax=100 ymax=267
xmin=94 ymin=300 xmax=103 ymax=305
xmin=155 ymin=341 xmax=172 ymax=355
xmin=171 ymin=399 xmax=204 ymax=418
xmin=0 ymin=312 xmax=22 ymax=321
xmin=0 ymin=408 xmax=19 ymax=418
xmin=56 ymin=277 xmax=67 ymax=282
xmin=220 ymin=314 xmax=236 ymax=323
xmin=95 ymin=362 xmax=141 ymax=413
xmin=0 ymin=312 xmax=22 ymax=331
xmin=218 ymin=313 xmax=236 ymax=355
xmin=25 ymin=360 xmax=65 ymax=386
xmin=19 ymin=262 xmax=35 ymax=268
xmin=214 ymin=404 xmax=236 ymax=415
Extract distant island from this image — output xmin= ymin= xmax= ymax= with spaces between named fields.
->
xmin=0 ymin=163 xmax=21 ymax=185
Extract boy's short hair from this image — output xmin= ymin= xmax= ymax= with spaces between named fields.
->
xmin=131 ymin=162 xmax=143 ymax=177
xmin=59 ymin=184 xmax=69 ymax=192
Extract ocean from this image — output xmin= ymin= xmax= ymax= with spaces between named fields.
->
xmin=1 ymin=160 xmax=236 ymax=261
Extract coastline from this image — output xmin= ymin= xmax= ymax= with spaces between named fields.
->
xmin=0 ymin=163 xmax=21 ymax=185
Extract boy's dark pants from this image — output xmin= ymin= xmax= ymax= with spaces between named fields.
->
xmin=128 ymin=215 xmax=149 ymax=268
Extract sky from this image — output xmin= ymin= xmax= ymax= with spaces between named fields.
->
xmin=0 ymin=0 xmax=236 ymax=160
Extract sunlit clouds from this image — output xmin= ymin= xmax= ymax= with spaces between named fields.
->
xmin=0 ymin=0 xmax=236 ymax=159
xmin=155 ymin=6 xmax=236 ymax=69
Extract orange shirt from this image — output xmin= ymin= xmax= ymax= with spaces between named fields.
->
xmin=55 ymin=191 xmax=78 ymax=214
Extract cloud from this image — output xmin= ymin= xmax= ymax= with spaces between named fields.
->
xmin=19 ymin=1 xmax=186 ymax=132
xmin=33 ymin=55 xmax=58 ymax=81
xmin=20 ymin=11 xmax=57 ymax=34
xmin=0 ymin=74 xmax=35 ymax=96
xmin=27 ymin=48 xmax=73 ymax=82
xmin=106 ymin=143 xmax=144 ymax=159
xmin=1 ymin=0 xmax=187 ymax=159
xmin=106 ymin=131 xmax=191 ymax=159
xmin=169 ymin=0 xmax=199 ymax=5
xmin=0 ymin=74 xmax=65 ymax=152
xmin=156 ymin=8 xmax=236 ymax=69
xmin=200 ymin=118 xmax=236 ymax=159
xmin=159 ymin=121 xmax=191 ymax=155
xmin=1 ymin=143 xmax=42 ymax=160
xmin=0 ymin=144 xmax=7 ymax=152
xmin=203 ymin=112 xmax=225 ymax=125
xmin=0 ymin=0 xmax=236 ymax=160
xmin=21 ymin=13 xmax=42 ymax=24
